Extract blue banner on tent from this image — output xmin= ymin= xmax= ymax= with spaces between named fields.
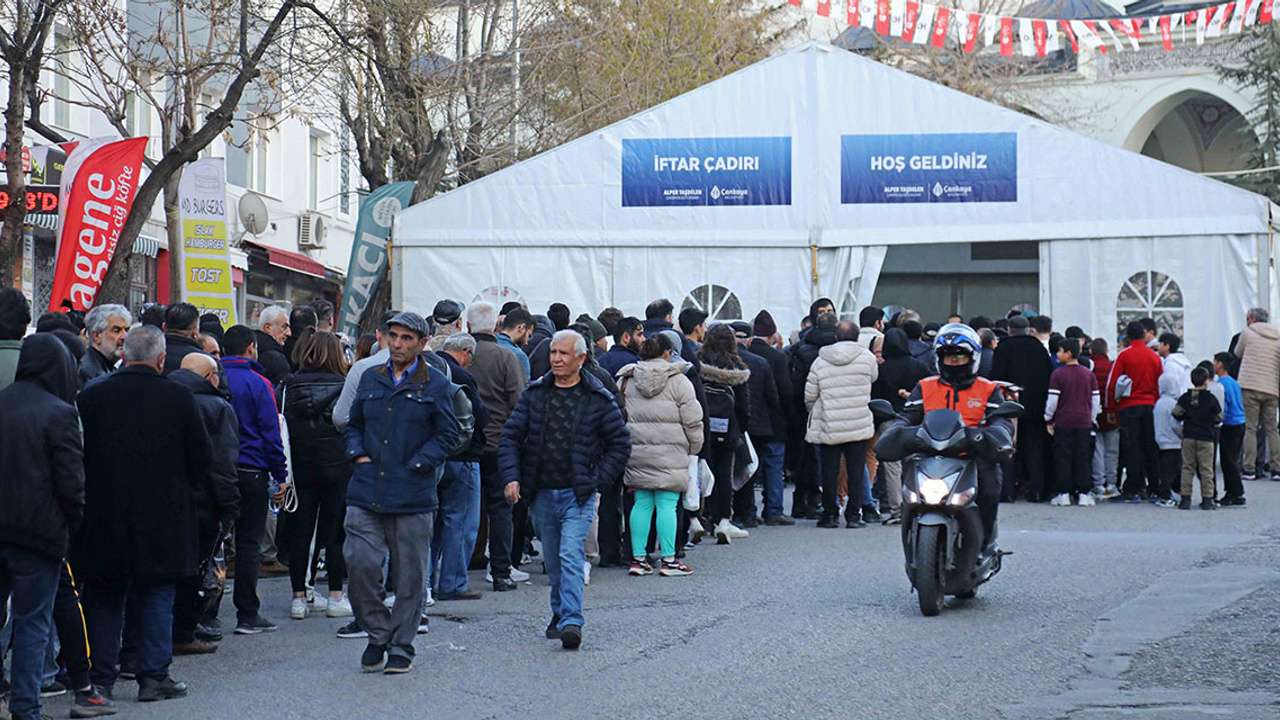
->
xmin=621 ymin=137 xmax=791 ymax=207
xmin=840 ymin=133 xmax=1017 ymax=204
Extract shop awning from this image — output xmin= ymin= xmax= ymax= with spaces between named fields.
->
xmin=133 ymin=235 xmax=161 ymax=259
xmin=242 ymin=239 xmax=325 ymax=279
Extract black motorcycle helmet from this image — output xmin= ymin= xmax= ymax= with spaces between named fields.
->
xmin=935 ymin=323 xmax=981 ymax=390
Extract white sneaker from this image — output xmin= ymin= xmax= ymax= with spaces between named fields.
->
xmin=290 ymin=597 xmax=308 ymax=620
xmin=325 ymin=596 xmax=354 ymax=618
xmin=714 ymin=520 xmax=732 ymax=545
xmin=1050 ymin=493 xmax=1072 ymax=507
xmin=424 ymin=588 xmax=435 ymax=607
xmin=509 ymin=567 xmax=531 ymax=582
xmin=1103 ymin=484 xmax=1119 ymax=498
xmin=304 ymin=585 xmax=315 ymax=604
xmin=382 ymin=594 xmax=396 ymax=609
xmin=725 ymin=523 xmax=749 ymax=539
xmin=1077 ymin=494 xmax=1096 ymax=507
xmin=583 ymin=561 xmax=592 ymax=586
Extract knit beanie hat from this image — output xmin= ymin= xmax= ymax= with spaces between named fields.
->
xmin=753 ymin=309 xmax=777 ymax=337
xmin=576 ymin=314 xmax=607 ymax=344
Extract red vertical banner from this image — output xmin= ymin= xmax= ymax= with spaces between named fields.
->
xmin=48 ymin=138 xmax=149 ymax=311
xmin=1032 ymin=19 xmax=1048 ymax=56
xmin=847 ymin=0 xmax=860 ymax=26
xmin=1158 ymin=15 xmax=1173 ymax=49
xmin=931 ymin=7 xmax=952 ymax=46
xmin=817 ymin=0 xmax=831 ymax=18
xmin=964 ymin=13 xmax=983 ymax=52
xmin=1261 ymin=0 xmax=1273 ymax=22
xmin=903 ymin=1 xmax=920 ymax=40
xmin=1060 ymin=20 xmax=1079 ymax=51
xmin=788 ymin=0 xmax=800 ymax=7
xmin=998 ymin=16 xmax=1014 ymax=55
xmin=875 ymin=0 xmax=892 ymax=35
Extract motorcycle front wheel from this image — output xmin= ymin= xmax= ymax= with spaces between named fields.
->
xmin=915 ymin=524 xmax=945 ymax=616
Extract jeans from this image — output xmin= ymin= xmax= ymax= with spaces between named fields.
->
xmin=533 ymin=489 xmax=595 ymax=630
xmin=1221 ymin=423 xmax=1246 ymax=499
xmin=1092 ymin=428 xmax=1119 ymax=488
xmin=753 ymin=441 xmax=787 ymax=519
xmin=1241 ymin=390 xmax=1280 ymax=475
xmin=83 ymin=578 xmax=175 ymax=688
xmin=288 ymin=466 xmax=350 ymax=595
xmin=1053 ymin=427 xmax=1093 ymax=496
xmin=629 ymin=490 xmax=679 ymax=559
xmin=479 ymin=453 xmax=514 ymax=580
xmin=0 ymin=546 xmax=60 ymax=719
xmin=818 ymin=441 xmax=868 ymax=522
xmin=432 ymin=461 xmax=478 ymax=598
xmin=344 ymin=507 xmax=432 ymax=660
xmin=1119 ymin=406 xmax=1161 ymax=497
xmin=234 ymin=467 xmax=269 ymax=621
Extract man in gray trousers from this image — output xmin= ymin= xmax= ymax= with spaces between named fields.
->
xmin=344 ymin=312 xmax=459 ymax=675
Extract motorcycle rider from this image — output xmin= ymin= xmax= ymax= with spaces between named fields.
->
xmin=895 ymin=323 xmax=1013 ymax=555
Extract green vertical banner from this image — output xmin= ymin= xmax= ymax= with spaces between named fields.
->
xmin=338 ymin=181 xmax=416 ymax=337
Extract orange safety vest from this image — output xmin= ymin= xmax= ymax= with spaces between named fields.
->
xmin=918 ymin=376 xmax=998 ymax=428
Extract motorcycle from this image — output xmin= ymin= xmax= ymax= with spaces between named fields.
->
xmin=872 ymin=398 xmax=1022 ymax=616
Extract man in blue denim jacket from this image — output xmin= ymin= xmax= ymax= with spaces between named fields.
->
xmin=344 ymin=312 xmax=459 ymax=675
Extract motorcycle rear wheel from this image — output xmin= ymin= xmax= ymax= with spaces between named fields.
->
xmin=915 ymin=524 xmax=945 ymax=616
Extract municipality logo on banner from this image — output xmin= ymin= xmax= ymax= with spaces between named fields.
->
xmin=620 ymin=137 xmax=791 ymax=207
xmin=339 ymin=181 xmax=416 ymax=337
xmin=840 ymin=133 xmax=1017 ymax=204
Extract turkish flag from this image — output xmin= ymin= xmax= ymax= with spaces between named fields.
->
xmin=847 ymin=0 xmax=859 ymax=26
xmin=964 ymin=12 xmax=983 ymax=52
xmin=1060 ymin=20 xmax=1079 ymax=51
xmin=1032 ymin=19 xmax=1048 ymax=56
xmin=1262 ymin=0 xmax=1274 ymax=23
xmin=48 ymin=137 xmax=148 ymax=311
xmin=903 ymin=1 xmax=920 ymax=40
xmin=817 ymin=0 xmax=830 ymax=18
xmin=999 ymin=16 xmax=1014 ymax=55
xmin=876 ymin=0 xmax=891 ymax=36
xmin=931 ymin=7 xmax=951 ymax=47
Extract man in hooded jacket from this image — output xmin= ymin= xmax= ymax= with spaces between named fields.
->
xmin=788 ymin=312 xmax=838 ymax=518
xmin=992 ymin=316 xmax=1055 ymax=502
xmin=0 ymin=335 xmax=86 ymax=720
xmin=871 ymin=328 xmax=931 ymax=522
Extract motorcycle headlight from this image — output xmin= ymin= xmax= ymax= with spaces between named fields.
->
xmin=919 ymin=477 xmax=951 ymax=505
xmin=949 ymin=487 xmax=976 ymax=506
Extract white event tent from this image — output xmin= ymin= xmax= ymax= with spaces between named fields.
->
xmin=393 ymin=40 xmax=1276 ymax=358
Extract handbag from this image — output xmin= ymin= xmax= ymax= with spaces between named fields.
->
xmin=197 ymin=528 xmax=229 ymax=618
xmin=274 ymin=386 xmax=298 ymax=514
xmin=684 ymin=456 xmax=702 ymax=511
xmin=731 ymin=434 xmax=759 ymax=491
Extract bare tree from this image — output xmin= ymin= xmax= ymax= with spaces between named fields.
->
xmin=0 ymin=0 xmax=68 ymax=287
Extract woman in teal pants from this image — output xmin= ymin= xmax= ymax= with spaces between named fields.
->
xmin=617 ymin=336 xmax=705 ymax=577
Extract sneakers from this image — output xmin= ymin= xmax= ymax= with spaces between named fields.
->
xmin=336 ymin=620 xmax=368 ymax=639
xmin=560 ymin=624 xmax=583 ymax=650
xmin=234 ymin=615 xmax=278 ymax=635
xmin=40 ymin=680 xmax=68 ymax=697
xmin=194 ymin=623 xmax=222 ymax=643
xmin=384 ymin=655 xmax=412 ymax=674
xmin=660 ymin=560 xmax=693 ymax=577
xmin=1241 ymin=472 xmax=1257 ymax=481
xmin=764 ymin=516 xmax=796 ymax=526
xmin=1178 ymin=496 xmax=1192 ymax=510
xmin=545 ymin=615 xmax=562 ymax=639
xmin=1110 ymin=493 xmax=1142 ymax=503
xmin=714 ymin=520 xmax=732 ymax=544
xmin=629 ymin=558 xmax=654 ymax=576
xmin=1077 ymin=494 xmax=1096 ymax=507
xmin=861 ymin=505 xmax=884 ymax=524
xmin=816 ymin=516 xmax=840 ymax=529
xmin=492 ymin=577 xmax=518 ymax=592
xmin=689 ymin=522 xmax=706 ymax=544
xmin=583 ymin=561 xmax=592 ymax=586
xmin=326 ymin=596 xmax=354 ymax=618
xmin=1200 ymin=498 xmax=1218 ymax=511
xmin=290 ymin=597 xmax=308 ymax=620
xmin=136 ymin=676 xmax=187 ymax=702
xmin=1094 ymin=484 xmax=1119 ymax=499
xmin=1050 ymin=493 xmax=1071 ymax=507
xmin=361 ymin=643 xmax=386 ymax=672
xmin=883 ymin=515 xmax=902 ymax=526
xmin=1153 ymin=498 xmax=1178 ymax=508
xmin=418 ymin=613 xmax=430 ymax=634
xmin=725 ymin=523 xmax=749 ymax=539
xmin=485 ymin=568 xmax=531 ymax=583
xmin=424 ymin=588 xmax=435 ymax=608
xmin=1220 ymin=495 xmax=1247 ymax=507
xmin=71 ymin=687 xmax=117 ymax=717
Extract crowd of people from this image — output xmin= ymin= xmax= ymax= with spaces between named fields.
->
xmin=0 ymin=285 xmax=1266 ymax=719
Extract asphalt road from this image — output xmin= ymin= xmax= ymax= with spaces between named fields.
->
xmin=37 ymin=483 xmax=1280 ymax=720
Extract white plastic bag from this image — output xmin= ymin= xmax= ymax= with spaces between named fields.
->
xmin=744 ymin=433 xmax=759 ymax=478
xmin=698 ymin=458 xmax=714 ymax=498
xmin=685 ymin=456 xmax=701 ymax=511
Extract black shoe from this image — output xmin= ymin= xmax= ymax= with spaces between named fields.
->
xmin=545 ymin=615 xmax=562 ymax=639
xmin=136 ymin=676 xmax=187 ymax=702
xmin=738 ymin=516 xmax=762 ymax=529
xmin=765 ymin=516 xmax=796 ymax=526
xmin=1222 ymin=495 xmax=1246 ymax=507
xmin=845 ymin=518 xmax=866 ymax=529
xmin=560 ymin=624 xmax=582 ymax=650
xmin=1178 ymin=497 xmax=1192 ymax=510
xmin=418 ymin=613 xmax=430 ymax=634
xmin=493 ymin=577 xmax=518 ymax=592
xmin=116 ymin=662 xmax=138 ymax=681
xmin=40 ymin=679 xmax=67 ymax=697
xmin=816 ymin=517 xmax=840 ymax=529
xmin=194 ymin=623 xmax=222 ymax=642
xmin=336 ymin=620 xmax=368 ymax=639
xmin=234 ymin=615 xmax=278 ymax=635
xmin=71 ymin=686 xmax=118 ymax=717
xmin=861 ymin=505 xmax=883 ymax=524
xmin=383 ymin=655 xmax=412 ymax=674
xmin=1200 ymin=498 xmax=1218 ymax=511
xmin=801 ymin=509 xmax=822 ymax=520
xmin=883 ymin=515 xmax=902 ymax=526
xmin=361 ymin=644 xmax=386 ymax=672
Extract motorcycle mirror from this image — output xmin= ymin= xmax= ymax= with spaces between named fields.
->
xmin=986 ymin=401 xmax=1024 ymax=421
xmin=869 ymin=399 xmax=897 ymax=423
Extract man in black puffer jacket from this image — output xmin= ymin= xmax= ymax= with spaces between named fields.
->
xmin=787 ymin=312 xmax=838 ymax=518
xmin=169 ymin=354 xmax=241 ymax=652
xmin=871 ymin=328 xmax=931 ymax=522
xmin=731 ymin=322 xmax=779 ymax=527
xmin=436 ymin=333 xmax=491 ymax=601
xmin=498 ymin=330 xmax=630 ymax=651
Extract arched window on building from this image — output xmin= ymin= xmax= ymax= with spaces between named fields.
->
xmin=682 ymin=284 xmax=742 ymax=322
xmin=1117 ymin=270 xmax=1184 ymax=341
xmin=474 ymin=285 xmax=524 ymax=308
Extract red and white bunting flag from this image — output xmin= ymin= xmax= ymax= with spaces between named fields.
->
xmin=1230 ymin=0 xmax=1249 ymax=30
xmin=847 ymin=0 xmax=860 ymax=28
xmin=1045 ymin=20 xmax=1060 ymax=52
xmin=875 ymin=0 xmax=892 ymax=35
xmin=1019 ymin=18 xmax=1035 ymax=56
xmin=1032 ymin=19 xmax=1049 ymax=56
xmin=903 ymin=1 xmax=920 ymax=40
xmin=931 ymin=6 xmax=951 ymax=47
xmin=999 ymin=16 xmax=1015 ymax=55
xmin=1095 ymin=20 xmax=1124 ymax=51
xmin=1075 ymin=20 xmax=1107 ymax=52
xmin=788 ymin=0 xmax=800 ymax=6
xmin=1108 ymin=18 xmax=1142 ymax=49
xmin=1195 ymin=5 xmax=1212 ymax=42
xmin=963 ymin=12 xmax=983 ymax=52
xmin=983 ymin=14 xmax=1000 ymax=46
xmin=860 ymin=0 xmax=877 ymax=28
xmin=1207 ymin=2 xmax=1233 ymax=36
xmin=913 ymin=4 xmax=936 ymax=44
xmin=890 ymin=0 xmax=907 ymax=37
xmin=1261 ymin=0 xmax=1274 ymax=23
xmin=817 ymin=0 xmax=831 ymax=18
xmin=1060 ymin=19 xmax=1079 ymax=51
xmin=1158 ymin=15 xmax=1173 ymax=50
xmin=1242 ymin=0 xmax=1261 ymax=26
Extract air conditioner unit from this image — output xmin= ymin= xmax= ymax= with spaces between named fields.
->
xmin=299 ymin=211 xmax=328 ymax=249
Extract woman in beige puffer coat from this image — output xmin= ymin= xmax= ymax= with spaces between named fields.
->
xmin=618 ymin=337 xmax=704 ymax=576
xmin=804 ymin=327 xmax=878 ymax=527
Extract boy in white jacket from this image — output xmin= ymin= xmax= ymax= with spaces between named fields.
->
xmin=1153 ymin=373 xmax=1184 ymax=506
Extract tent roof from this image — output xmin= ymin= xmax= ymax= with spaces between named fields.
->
xmin=395 ymin=41 xmax=1270 ymax=250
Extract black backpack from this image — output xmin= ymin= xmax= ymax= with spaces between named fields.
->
xmin=704 ymin=383 xmax=739 ymax=446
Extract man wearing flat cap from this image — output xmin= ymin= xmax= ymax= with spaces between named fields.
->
xmin=427 ymin=300 xmax=466 ymax=352
xmin=344 ymin=311 xmax=459 ymax=675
